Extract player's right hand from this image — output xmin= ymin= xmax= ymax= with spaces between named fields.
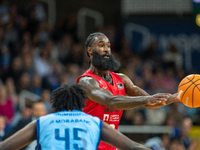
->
xmin=147 ymin=93 xmax=171 ymax=106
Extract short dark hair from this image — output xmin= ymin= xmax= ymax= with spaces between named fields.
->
xmin=50 ymin=84 xmax=87 ymax=112
xmin=85 ymin=32 xmax=106 ymax=57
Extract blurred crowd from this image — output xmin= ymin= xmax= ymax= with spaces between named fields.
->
xmin=0 ymin=0 xmax=200 ymax=149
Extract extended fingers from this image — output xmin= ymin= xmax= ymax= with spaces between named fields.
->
xmin=154 ymin=93 xmax=171 ymax=98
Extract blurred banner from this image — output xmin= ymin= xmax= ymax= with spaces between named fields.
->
xmin=123 ymin=15 xmax=200 ymax=72
xmin=121 ymin=0 xmax=192 ymax=15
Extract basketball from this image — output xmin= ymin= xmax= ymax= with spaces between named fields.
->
xmin=178 ymin=74 xmax=200 ymax=108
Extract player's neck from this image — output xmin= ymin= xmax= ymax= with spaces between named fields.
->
xmin=89 ymin=65 xmax=113 ymax=84
xmin=89 ymin=65 xmax=108 ymax=76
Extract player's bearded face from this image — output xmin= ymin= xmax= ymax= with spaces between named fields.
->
xmin=91 ymin=50 xmax=120 ymax=71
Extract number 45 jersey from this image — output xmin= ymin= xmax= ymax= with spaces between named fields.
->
xmin=36 ymin=110 xmax=103 ymax=150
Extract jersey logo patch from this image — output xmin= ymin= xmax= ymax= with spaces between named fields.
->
xmin=103 ymin=114 xmax=109 ymax=121
xmin=116 ymin=83 xmax=123 ymax=89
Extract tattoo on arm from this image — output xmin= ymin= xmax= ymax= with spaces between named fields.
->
xmin=118 ymin=73 xmax=149 ymax=96
xmin=126 ymin=86 xmax=149 ymax=96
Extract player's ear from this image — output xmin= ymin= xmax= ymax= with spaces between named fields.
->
xmin=87 ymin=47 xmax=92 ymax=57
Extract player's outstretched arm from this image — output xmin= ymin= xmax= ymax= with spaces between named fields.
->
xmin=101 ymin=122 xmax=151 ymax=150
xmin=118 ymin=73 xmax=180 ymax=109
xmin=78 ymin=76 xmax=170 ymax=109
xmin=0 ymin=121 xmax=36 ymax=150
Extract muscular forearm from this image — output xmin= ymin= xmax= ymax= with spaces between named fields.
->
xmin=88 ymin=87 xmax=170 ymax=110
xmin=103 ymin=95 xmax=151 ymax=110
xmin=107 ymin=86 xmax=151 ymax=109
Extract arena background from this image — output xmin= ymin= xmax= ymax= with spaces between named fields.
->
xmin=0 ymin=0 xmax=200 ymax=149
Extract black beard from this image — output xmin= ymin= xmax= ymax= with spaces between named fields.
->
xmin=91 ymin=50 xmax=120 ymax=71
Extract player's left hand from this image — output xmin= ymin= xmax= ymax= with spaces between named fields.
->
xmin=168 ymin=93 xmax=181 ymax=102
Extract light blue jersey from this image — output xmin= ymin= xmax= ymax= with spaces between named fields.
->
xmin=35 ymin=110 xmax=103 ymax=150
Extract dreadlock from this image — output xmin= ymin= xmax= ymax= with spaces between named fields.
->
xmin=50 ymin=84 xmax=87 ymax=112
xmin=85 ymin=32 xmax=106 ymax=58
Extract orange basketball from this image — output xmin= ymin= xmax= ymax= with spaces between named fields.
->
xmin=178 ymin=74 xmax=200 ymax=108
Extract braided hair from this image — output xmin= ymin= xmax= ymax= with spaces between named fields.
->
xmin=85 ymin=32 xmax=106 ymax=57
xmin=50 ymin=84 xmax=87 ymax=112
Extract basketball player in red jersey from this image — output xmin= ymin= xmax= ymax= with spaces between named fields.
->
xmin=76 ymin=32 xmax=180 ymax=150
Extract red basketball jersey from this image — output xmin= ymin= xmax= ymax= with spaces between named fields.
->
xmin=76 ymin=69 xmax=126 ymax=150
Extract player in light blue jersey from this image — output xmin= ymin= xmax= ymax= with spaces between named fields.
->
xmin=0 ymin=84 xmax=151 ymax=150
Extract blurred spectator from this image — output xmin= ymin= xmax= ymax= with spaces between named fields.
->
xmin=163 ymin=43 xmax=183 ymax=71
xmin=120 ymin=110 xmax=134 ymax=125
xmin=8 ymin=5 xmax=21 ymax=24
xmin=0 ymin=26 xmax=7 ymax=50
xmin=52 ymin=19 xmax=65 ymax=42
xmin=26 ymin=5 xmax=39 ymax=35
xmin=142 ymin=39 xmax=161 ymax=63
xmin=176 ymin=68 xmax=187 ymax=83
xmin=0 ymin=84 xmax=15 ymax=124
xmin=37 ymin=21 xmax=50 ymax=44
xmin=141 ymin=62 xmax=153 ymax=93
xmin=165 ymin=103 xmax=184 ymax=127
xmin=58 ymin=72 xmax=69 ymax=87
xmin=64 ymin=13 xmax=77 ymax=37
xmin=21 ymin=53 xmax=35 ymax=78
xmin=4 ymin=77 xmax=18 ymax=108
xmin=2 ymin=100 xmax=48 ymax=150
xmin=178 ymin=104 xmax=198 ymax=123
xmin=0 ymin=0 xmax=10 ymax=24
xmin=32 ymin=32 xmax=40 ymax=56
xmin=41 ymin=89 xmax=51 ymax=113
xmin=57 ymin=33 xmax=73 ymax=64
xmin=65 ymin=42 xmax=84 ymax=66
xmin=188 ymin=139 xmax=200 ymax=150
xmin=33 ymin=46 xmax=53 ymax=77
xmin=145 ymin=108 xmax=166 ymax=125
xmin=16 ymin=72 xmax=31 ymax=93
xmin=162 ymin=67 xmax=178 ymax=93
xmin=26 ymin=0 xmax=46 ymax=21
xmin=123 ymin=56 xmax=142 ymax=81
xmin=0 ymin=115 xmax=6 ymax=142
xmin=4 ymin=20 xmax=18 ymax=46
xmin=30 ymin=73 xmax=43 ymax=96
xmin=150 ymin=68 xmax=165 ymax=93
xmin=10 ymin=103 xmax=33 ymax=127
xmin=20 ymin=43 xmax=32 ymax=59
xmin=43 ymin=39 xmax=59 ymax=61
xmin=193 ymin=107 xmax=200 ymax=125
xmin=170 ymin=117 xmax=193 ymax=149
xmin=45 ymin=61 xmax=64 ymax=90
xmin=0 ymin=45 xmax=10 ymax=74
xmin=65 ymin=63 xmax=81 ymax=84
xmin=145 ymin=134 xmax=170 ymax=150
xmin=21 ymin=31 xmax=32 ymax=46
xmin=119 ymin=37 xmax=134 ymax=62
xmin=132 ymin=112 xmax=145 ymax=125
xmin=17 ymin=17 xmax=28 ymax=41
xmin=6 ymin=56 xmax=22 ymax=85
xmin=169 ymin=138 xmax=186 ymax=150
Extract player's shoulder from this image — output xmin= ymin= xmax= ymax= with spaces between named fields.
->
xmin=116 ymin=73 xmax=129 ymax=79
xmin=78 ymin=76 xmax=99 ymax=87
xmin=116 ymin=73 xmax=133 ymax=84
xmin=79 ymin=76 xmax=97 ymax=83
